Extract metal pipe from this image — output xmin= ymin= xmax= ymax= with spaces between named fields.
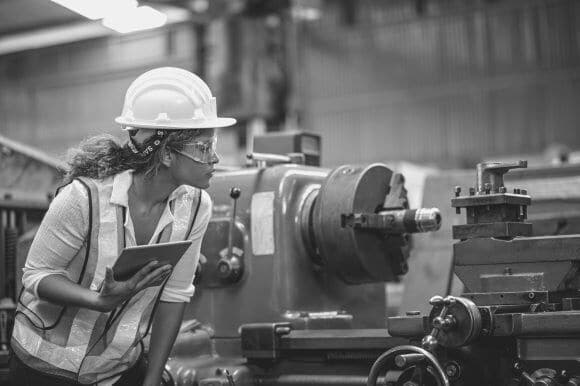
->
xmin=247 ymin=153 xmax=293 ymax=164
xmin=257 ymin=375 xmax=386 ymax=386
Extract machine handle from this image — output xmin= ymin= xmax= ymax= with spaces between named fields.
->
xmin=218 ymin=187 xmax=244 ymax=283
xmin=227 ymin=187 xmax=241 ymax=260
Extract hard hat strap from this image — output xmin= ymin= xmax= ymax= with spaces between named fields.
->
xmin=127 ymin=130 xmax=166 ymax=158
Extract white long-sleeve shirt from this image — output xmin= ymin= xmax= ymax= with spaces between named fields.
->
xmin=22 ymin=169 xmax=212 ymax=303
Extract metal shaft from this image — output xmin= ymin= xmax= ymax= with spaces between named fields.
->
xmin=343 ymin=208 xmax=441 ymax=233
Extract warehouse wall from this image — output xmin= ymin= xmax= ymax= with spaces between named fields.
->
xmin=299 ymin=0 xmax=580 ymax=167
xmin=0 ymin=17 xmax=285 ymax=166
xmin=0 ymin=25 xmax=202 ymax=154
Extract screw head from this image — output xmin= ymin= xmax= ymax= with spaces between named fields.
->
xmin=444 ymin=361 xmax=461 ymax=379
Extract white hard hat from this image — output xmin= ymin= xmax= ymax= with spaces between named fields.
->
xmin=115 ymin=67 xmax=237 ymax=130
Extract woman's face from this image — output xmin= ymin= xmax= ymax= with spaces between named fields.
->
xmin=171 ymin=129 xmax=219 ymax=189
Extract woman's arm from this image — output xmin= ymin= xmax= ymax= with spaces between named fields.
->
xmin=38 ymin=264 xmax=172 ymax=312
xmin=29 ymin=181 xmax=172 ymax=312
xmin=143 ymin=301 xmax=186 ymax=386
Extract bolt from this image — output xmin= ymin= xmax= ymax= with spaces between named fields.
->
xmin=395 ymin=355 xmax=406 ymax=368
xmin=219 ymin=263 xmax=228 ymax=273
xmin=444 ymin=362 xmax=460 ymax=379
xmin=432 ymin=316 xmax=444 ymax=329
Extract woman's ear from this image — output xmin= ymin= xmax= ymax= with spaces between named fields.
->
xmin=161 ymin=148 xmax=173 ymax=167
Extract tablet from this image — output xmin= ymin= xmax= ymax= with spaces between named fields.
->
xmin=112 ymin=240 xmax=193 ymax=282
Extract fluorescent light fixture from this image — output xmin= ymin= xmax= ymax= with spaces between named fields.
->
xmin=102 ymin=6 xmax=167 ymax=34
xmin=51 ymin=0 xmax=136 ymax=20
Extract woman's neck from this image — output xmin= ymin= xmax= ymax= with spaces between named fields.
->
xmin=131 ymin=172 xmax=178 ymax=207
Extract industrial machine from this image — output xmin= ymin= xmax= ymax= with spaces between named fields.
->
xmin=165 ymin=133 xmax=442 ymax=386
xmin=4 ymin=130 xmax=580 ymax=386
xmin=383 ymin=161 xmax=580 ymax=385
xmin=0 ymin=135 xmax=62 ymax=384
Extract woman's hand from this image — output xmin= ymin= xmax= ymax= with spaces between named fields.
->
xmin=94 ymin=261 xmax=172 ymax=312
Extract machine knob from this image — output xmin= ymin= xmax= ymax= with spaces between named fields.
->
xmin=230 ymin=187 xmax=241 ymax=199
xmin=425 ymin=296 xmax=482 ymax=350
xmin=217 ymin=256 xmax=242 ymax=282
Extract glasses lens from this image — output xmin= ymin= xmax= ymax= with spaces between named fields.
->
xmin=180 ymin=136 xmax=218 ymax=164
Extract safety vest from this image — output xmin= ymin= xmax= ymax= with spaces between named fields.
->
xmin=11 ymin=176 xmax=201 ymax=384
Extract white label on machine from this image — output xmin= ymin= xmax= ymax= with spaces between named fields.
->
xmin=251 ymin=191 xmax=275 ymax=255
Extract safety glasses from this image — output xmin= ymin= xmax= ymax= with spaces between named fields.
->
xmin=175 ymin=136 xmax=219 ymax=165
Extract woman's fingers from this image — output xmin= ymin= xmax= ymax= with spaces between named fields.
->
xmin=104 ymin=266 xmax=114 ymax=283
xmin=134 ymin=264 xmax=172 ymax=291
xmin=127 ymin=260 xmax=160 ymax=288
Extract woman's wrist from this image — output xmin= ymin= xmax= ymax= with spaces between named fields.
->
xmin=85 ymin=290 xmax=107 ymax=312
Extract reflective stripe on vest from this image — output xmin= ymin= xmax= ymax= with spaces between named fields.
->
xmin=12 ymin=176 xmax=200 ymax=384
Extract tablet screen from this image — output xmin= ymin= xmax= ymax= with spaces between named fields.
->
xmin=112 ymin=240 xmax=193 ymax=282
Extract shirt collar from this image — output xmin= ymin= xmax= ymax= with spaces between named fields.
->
xmin=109 ymin=170 xmax=191 ymax=209
xmin=110 ymin=170 xmax=133 ymax=208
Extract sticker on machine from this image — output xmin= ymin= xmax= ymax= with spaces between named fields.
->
xmin=251 ymin=191 xmax=275 ymax=255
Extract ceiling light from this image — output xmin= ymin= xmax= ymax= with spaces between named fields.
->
xmin=51 ymin=0 xmax=136 ymax=20
xmin=102 ymin=6 xmax=168 ymax=34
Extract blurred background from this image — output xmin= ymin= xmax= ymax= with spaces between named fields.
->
xmin=1 ymin=0 xmax=580 ymax=169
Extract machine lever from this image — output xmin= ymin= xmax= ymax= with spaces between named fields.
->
xmin=227 ymin=187 xmax=241 ymax=260
xmin=217 ymin=187 xmax=243 ymax=282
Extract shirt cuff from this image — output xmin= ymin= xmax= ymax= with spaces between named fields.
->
xmin=22 ymin=270 xmax=70 ymax=298
xmin=160 ymin=283 xmax=195 ymax=303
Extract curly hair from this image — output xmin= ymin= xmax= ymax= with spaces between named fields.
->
xmin=62 ymin=129 xmax=203 ymax=183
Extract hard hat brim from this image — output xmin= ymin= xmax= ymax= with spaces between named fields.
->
xmin=115 ymin=116 xmax=237 ymax=130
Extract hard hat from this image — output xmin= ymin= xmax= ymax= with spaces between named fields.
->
xmin=115 ymin=67 xmax=236 ymax=130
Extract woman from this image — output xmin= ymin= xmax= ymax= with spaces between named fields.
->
xmin=9 ymin=67 xmax=236 ymax=385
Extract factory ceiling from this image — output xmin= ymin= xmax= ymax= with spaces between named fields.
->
xmin=0 ymin=0 xmax=83 ymax=36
